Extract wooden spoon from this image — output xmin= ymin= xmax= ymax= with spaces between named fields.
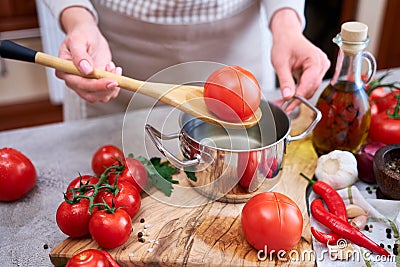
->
xmin=0 ymin=40 xmax=261 ymax=128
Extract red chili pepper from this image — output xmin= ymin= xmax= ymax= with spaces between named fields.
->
xmin=311 ymin=227 xmax=341 ymax=245
xmin=301 ymin=173 xmax=347 ymax=221
xmin=311 ymin=198 xmax=390 ymax=256
xmin=302 ymin=173 xmax=347 ymax=244
xmin=101 ymin=250 xmax=120 ymax=267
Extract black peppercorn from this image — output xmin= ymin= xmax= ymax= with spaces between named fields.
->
xmin=140 ymin=218 xmax=145 ymax=223
xmin=386 ymin=228 xmax=392 ymax=234
xmin=386 ymin=233 xmax=392 ymax=239
xmin=138 ymin=232 xmax=143 ymax=238
xmin=379 ymin=243 xmax=384 ymax=248
xmin=364 ymin=225 xmax=369 ymax=231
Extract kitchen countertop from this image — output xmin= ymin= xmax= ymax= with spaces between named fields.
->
xmin=1 ymin=68 xmax=399 ymax=266
xmin=0 ymin=105 xmax=176 ymax=266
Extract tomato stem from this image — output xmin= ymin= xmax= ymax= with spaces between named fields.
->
xmin=300 ymin=172 xmax=315 ymax=185
xmin=366 ymin=71 xmax=400 ymax=96
xmin=63 ymin=164 xmax=125 ymax=213
xmin=387 ymin=92 xmax=400 ymax=119
xmin=365 ymin=71 xmax=400 ymax=119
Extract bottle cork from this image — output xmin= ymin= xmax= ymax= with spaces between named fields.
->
xmin=339 ymin=21 xmax=369 ymax=55
xmin=341 ymin=21 xmax=368 ymax=42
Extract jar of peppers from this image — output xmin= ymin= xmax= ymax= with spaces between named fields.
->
xmin=312 ymin=22 xmax=377 ymax=156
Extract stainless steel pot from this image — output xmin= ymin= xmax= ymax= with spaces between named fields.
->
xmin=145 ymin=95 xmax=321 ymax=203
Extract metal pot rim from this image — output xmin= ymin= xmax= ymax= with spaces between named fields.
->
xmin=178 ymin=101 xmax=290 ymax=153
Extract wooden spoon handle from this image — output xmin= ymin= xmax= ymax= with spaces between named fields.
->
xmin=35 ymin=52 xmax=145 ymax=92
xmin=0 ymin=40 xmax=145 ymax=94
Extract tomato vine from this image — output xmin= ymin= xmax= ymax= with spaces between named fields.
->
xmin=64 ymin=165 xmax=125 ymax=213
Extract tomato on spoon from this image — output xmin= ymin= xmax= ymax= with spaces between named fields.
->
xmin=204 ymin=66 xmax=261 ymax=122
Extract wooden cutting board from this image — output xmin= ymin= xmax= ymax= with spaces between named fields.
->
xmin=49 ymin=106 xmax=319 ymax=266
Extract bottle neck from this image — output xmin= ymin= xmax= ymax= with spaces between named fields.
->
xmin=331 ymin=48 xmax=364 ymax=91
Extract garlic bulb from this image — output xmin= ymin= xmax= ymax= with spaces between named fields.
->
xmin=315 ymin=150 xmax=358 ymax=189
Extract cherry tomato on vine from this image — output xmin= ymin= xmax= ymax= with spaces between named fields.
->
xmin=67 ymin=175 xmax=99 ymax=191
xmin=0 ymin=147 xmax=37 ymax=202
xmin=97 ymin=181 xmax=141 ymax=218
xmin=368 ymin=87 xmax=387 ymax=100
xmin=66 ymin=249 xmax=110 ymax=267
xmin=89 ymin=209 xmax=132 ymax=249
xmin=241 ymin=192 xmax=303 ymax=252
xmin=56 ymin=198 xmax=94 ymax=237
xmin=371 ymin=91 xmax=398 ymax=114
xmin=108 ymin=157 xmax=148 ymax=192
xmin=204 ymin=66 xmax=261 ymax=122
xmin=65 ymin=175 xmax=99 ymax=199
xmin=369 ymin=109 xmax=400 ymax=144
xmin=92 ymin=145 xmax=124 ymax=177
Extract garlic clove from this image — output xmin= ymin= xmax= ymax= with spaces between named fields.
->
xmin=346 ymin=204 xmax=367 ymax=218
xmin=349 ymin=215 xmax=368 ymax=230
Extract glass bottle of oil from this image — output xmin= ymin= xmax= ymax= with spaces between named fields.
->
xmin=312 ymin=22 xmax=376 ymax=156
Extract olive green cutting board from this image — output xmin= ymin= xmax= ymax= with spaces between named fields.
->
xmin=49 ymin=106 xmax=318 ymax=267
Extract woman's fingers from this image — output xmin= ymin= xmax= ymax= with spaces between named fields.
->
xmin=56 ymin=61 xmax=123 ymax=103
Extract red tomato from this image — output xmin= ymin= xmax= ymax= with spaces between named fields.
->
xmin=241 ymin=192 xmax=303 ymax=252
xmin=92 ymin=145 xmax=124 ymax=177
xmin=237 ymin=152 xmax=259 ymax=190
xmin=265 ymin=157 xmax=279 ymax=178
xmin=370 ymin=102 xmax=379 ymax=116
xmin=371 ymin=91 xmax=398 ymax=114
xmin=100 ymin=250 xmax=120 ymax=267
xmin=97 ymin=181 xmax=141 ymax=218
xmin=259 ymin=152 xmax=279 ymax=178
xmin=0 ymin=147 xmax=37 ymax=201
xmin=204 ymin=66 xmax=261 ymax=122
xmin=56 ymin=198 xmax=94 ymax=237
xmin=89 ymin=209 xmax=132 ymax=249
xmin=67 ymin=175 xmax=99 ymax=191
xmin=65 ymin=175 xmax=99 ymax=199
xmin=66 ymin=249 xmax=109 ymax=267
xmin=369 ymin=109 xmax=400 ymax=144
xmin=368 ymin=86 xmax=388 ymax=100
xmin=108 ymin=158 xmax=148 ymax=192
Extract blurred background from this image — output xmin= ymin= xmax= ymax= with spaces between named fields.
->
xmin=0 ymin=0 xmax=399 ymax=131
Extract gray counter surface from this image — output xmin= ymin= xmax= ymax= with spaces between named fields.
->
xmin=0 ymin=105 xmax=180 ymax=266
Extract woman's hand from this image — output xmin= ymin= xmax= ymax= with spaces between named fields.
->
xmin=270 ymin=9 xmax=330 ymax=101
xmin=57 ymin=7 xmax=122 ymax=103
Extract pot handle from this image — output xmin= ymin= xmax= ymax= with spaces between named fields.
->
xmin=286 ymin=95 xmax=322 ymax=142
xmin=145 ymin=124 xmax=201 ymax=168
